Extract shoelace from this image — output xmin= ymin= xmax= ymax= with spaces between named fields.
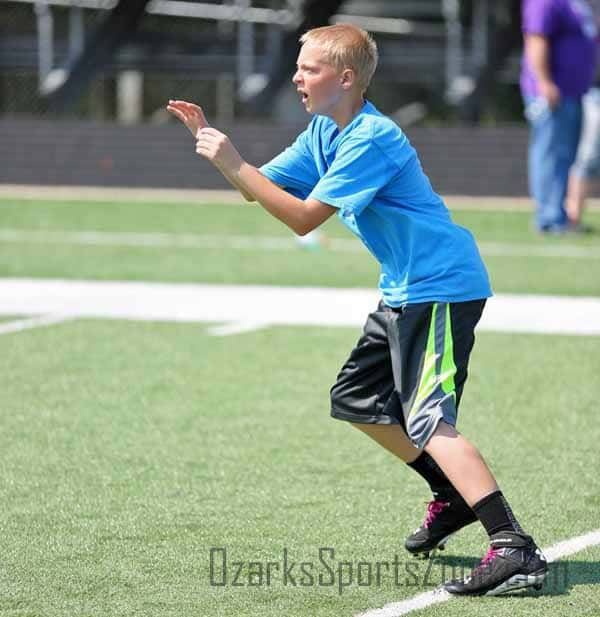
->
xmin=473 ymin=546 xmax=501 ymax=574
xmin=423 ymin=500 xmax=449 ymax=528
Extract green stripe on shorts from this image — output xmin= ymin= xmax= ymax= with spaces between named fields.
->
xmin=441 ymin=303 xmax=457 ymax=397
xmin=409 ymin=303 xmax=457 ymax=419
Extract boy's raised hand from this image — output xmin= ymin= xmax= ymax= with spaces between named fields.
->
xmin=168 ymin=99 xmax=252 ymax=200
xmin=166 ymin=100 xmax=209 ymax=136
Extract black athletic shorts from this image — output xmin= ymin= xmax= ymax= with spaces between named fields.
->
xmin=330 ymin=299 xmax=486 ymax=449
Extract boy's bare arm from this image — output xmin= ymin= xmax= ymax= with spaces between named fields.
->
xmin=195 ymin=126 xmax=336 ymax=235
xmin=235 ymin=161 xmax=336 ymax=234
xmin=214 ymin=160 xmax=257 ymax=203
xmin=167 ymin=99 xmax=335 ymax=232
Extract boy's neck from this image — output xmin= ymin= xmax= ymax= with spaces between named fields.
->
xmin=331 ymin=96 xmax=366 ymax=130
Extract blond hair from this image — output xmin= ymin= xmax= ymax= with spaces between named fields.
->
xmin=299 ymin=23 xmax=378 ymax=93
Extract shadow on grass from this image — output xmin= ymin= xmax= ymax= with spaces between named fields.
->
xmin=505 ymin=560 xmax=600 ymax=599
xmin=424 ymin=552 xmax=600 ymax=598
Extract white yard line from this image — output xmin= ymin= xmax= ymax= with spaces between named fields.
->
xmin=0 ymin=314 xmax=74 ymax=335
xmin=543 ymin=529 xmax=600 ymax=561
xmin=357 ymin=588 xmax=452 ymax=617
xmin=1 ymin=228 xmax=599 ymax=259
xmin=207 ymin=321 xmax=269 ymax=336
xmin=355 ymin=528 xmax=600 ymax=617
xmin=0 ymin=228 xmax=305 ymax=251
xmin=479 ymin=241 xmax=600 ymax=259
xmin=1 ymin=278 xmax=600 ymax=336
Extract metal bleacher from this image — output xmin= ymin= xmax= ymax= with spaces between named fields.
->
xmin=0 ymin=1 xmax=530 ymax=195
xmin=328 ymin=0 xmax=449 ymax=85
xmin=0 ymin=0 xmax=463 ymax=115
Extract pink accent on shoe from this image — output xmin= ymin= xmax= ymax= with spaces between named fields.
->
xmin=475 ymin=546 xmax=501 ymax=572
xmin=424 ymin=500 xmax=450 ymax=528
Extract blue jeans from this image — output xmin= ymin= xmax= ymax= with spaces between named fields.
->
xmin=524 ymin=96 xmax=582 ymax=230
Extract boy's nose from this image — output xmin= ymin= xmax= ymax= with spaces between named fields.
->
xmin=292 ymin=71 xmax=301 ymax=85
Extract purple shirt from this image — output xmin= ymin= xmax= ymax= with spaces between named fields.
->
xmin=521 ymin=0 xmax=597 ymax=98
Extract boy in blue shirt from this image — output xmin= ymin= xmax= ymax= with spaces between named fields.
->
xmin=167 ymin=24 xmax=547 ymax=596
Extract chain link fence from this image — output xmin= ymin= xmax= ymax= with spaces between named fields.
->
xmin=1 ymin=1 xmax=284 ymax=120
xmin=0 ymin=1 xmax=533 ymax=195
xmin=0 ymin=0 xmax=526 ymax=124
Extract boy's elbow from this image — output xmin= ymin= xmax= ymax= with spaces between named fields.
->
xmin=294 ymin=205 xmax=323 ymax=236
xmin=294 ymin=220 xmax=316 ymax=236
xmin=294 ymin=225 xmax=310 ymax=236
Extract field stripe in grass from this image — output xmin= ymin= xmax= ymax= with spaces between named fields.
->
xmin=0 ymin=313 xmax=73 ymax=335
xmin=207 ymin=321 xmax=269 ymax=336
xmin=480 ymin=241 xmax=600 ymax=258
xmin=355 ymin=529 xmax=600 ymax=617
xmin=2 ymin=279 xmax=600 ymax=336
xmin=0 ymin=186 xmax=595 ymax=210
xmin=0 ymin=228 xmax=599 ymax=259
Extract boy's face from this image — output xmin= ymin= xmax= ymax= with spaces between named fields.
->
xmin=292 ymin=43 xmax=347 ymax=116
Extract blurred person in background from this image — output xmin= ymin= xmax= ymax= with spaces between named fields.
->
xmin=566 ymin=1 xmax=600 ymax=232
xmin=521 ymin=0 xmax=597 ymax=233
xmin=566 ymin=85 xmax=600 ymax=232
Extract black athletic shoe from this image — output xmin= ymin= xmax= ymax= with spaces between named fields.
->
xmin=404 ymin=495 xmax=477 ymax=557
xmin=444 ymin=531 xmax=548 ymax=596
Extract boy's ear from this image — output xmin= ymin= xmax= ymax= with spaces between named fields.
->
xmin=340 ymin=68 xmax=355 ymax=89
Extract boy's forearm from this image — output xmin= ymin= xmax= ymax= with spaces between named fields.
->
xmin=232 ymin=161 xmax=332 ymax=235
xmin=217 ymin=166 xmax=256 ymax=202
xmin=235 ymin=162 xmax=311 ymax=233
xmin=193 ymin=125 xmax=334 ymax=230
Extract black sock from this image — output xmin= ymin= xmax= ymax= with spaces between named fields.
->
xmin=407 ymin=451 xmax=456 ymax=500
xmin=472 ymin=490 xmax=526 ymax=538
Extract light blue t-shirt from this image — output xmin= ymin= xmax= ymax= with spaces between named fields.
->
xmin=260 ymin=101 xmax=492 ymax=306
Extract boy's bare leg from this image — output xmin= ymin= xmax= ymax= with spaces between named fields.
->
xmin=424 ymin=421 xmax=498 ymax=506
xmin=351 ymin=421 xmax=496 ymax=504
xmin=351 ymin=423 xmax=420 ymax=463
xmin=425 ymin=421 xmax=548 ymax=596
xmin=352 ymin=421 xmax=481 ymax=558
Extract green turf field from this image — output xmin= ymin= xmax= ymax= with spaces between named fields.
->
xmin=0 ymin=198 xmax=599 ymax=295
xmin=0 ymin=197 xmax=599 ymax=617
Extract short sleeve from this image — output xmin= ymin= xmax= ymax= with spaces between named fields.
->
xmin=522 ymin=0 xmax=558 ymax=36
xmin=309 ymin=134 xmax=399 ymax=216
xmin=259 ymin=128 xmax=319 ymax=200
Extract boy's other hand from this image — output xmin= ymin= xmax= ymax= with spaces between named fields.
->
xmin=195 ymin=127 xmax=243 ymax=172
xmin=166 ymin=100 xmax=209 ymax=136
